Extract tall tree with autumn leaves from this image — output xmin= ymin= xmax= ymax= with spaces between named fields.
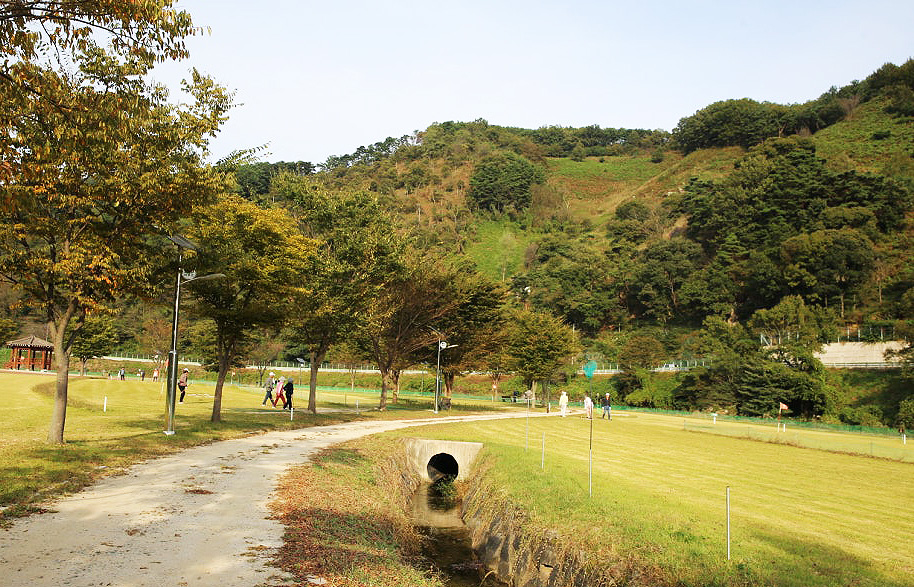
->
xmin=183 ymin=196 xmax=317 ymax=423
xmin=0 ymin=1 xmax=229 ymax=442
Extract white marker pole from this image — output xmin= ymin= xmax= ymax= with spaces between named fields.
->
xmin=104 ymin=396 xmax=107 ymax=412
xmin=726 ymin=486 xmax=731 ymax=561
xmin=290 ymin=407 xmax=294 ymax=421
xmin=588 ymin=413 xmax=593 ymax=497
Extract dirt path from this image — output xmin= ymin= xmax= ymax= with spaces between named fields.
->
xmin=0 ymin=413 xmax=525 ymax=587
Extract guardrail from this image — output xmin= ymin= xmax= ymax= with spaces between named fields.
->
xmin=820 ymin=362 xmax=901 ymax=369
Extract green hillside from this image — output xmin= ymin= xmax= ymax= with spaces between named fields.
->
xmin=29 ymin=59 xmax=908 ymax=428
xmin=228 ymin=60 xmax=914 ymax=338
xmin=812 ymin=96 xmax=914 ymax=177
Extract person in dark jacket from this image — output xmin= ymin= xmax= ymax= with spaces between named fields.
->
xmin=601 ymin=393 xmax=612 ymax=420
xmin=282 ymin=378 xmax=294 ymax=410
xmin=262 ymin=372 xmax=275 ymax=406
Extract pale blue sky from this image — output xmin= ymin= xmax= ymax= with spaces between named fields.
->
xmin=153 ymin=1 xmax=914 ymax=165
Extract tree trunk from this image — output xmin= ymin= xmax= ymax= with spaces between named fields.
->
xmin=444 ymin=371 xmax=456 ymax=397
xmin=211 ymin=332 xmax=237 ymax=423
xmin=48 ymin=305 xmax=77 ymax=444
xmin=309 ymin=343 xmax=329 ymax=415
xmin=80 ymin=358 xmax=87 ymax=377
xmin=48 ymin=349 xmax=70 ymax=443
xmin=211 ymin=354 xmax=230 ymax=423
xmin=391 ymin=369 xmax=401 ymax=404
xmin=378 ymin=368 xmax=389 ymax=410
xmin=542 ymin=380 xmax=550 ymax=412
xmin=209 ymin=361 xmax=229 ymax=422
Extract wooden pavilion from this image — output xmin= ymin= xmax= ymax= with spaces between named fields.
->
xmin=5 ymin=335 xmax=54 ymax=371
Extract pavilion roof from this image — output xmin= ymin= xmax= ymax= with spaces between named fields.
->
xmin=6 ymin=335 xmax=54 ymax=349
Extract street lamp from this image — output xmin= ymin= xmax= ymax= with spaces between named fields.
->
xmin=164 ymin=235 xmax=224 ymax=435
xmin=435 ymin=338 xmax=457 ymax=414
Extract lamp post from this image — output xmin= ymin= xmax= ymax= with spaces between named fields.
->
xmin=164 ymin=234 xmax=224 ymax=435
xmin=434 ymin=338 xmax=457 ymax=414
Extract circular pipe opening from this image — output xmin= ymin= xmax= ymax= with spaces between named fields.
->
xmin=427 ymin=452 xmax=459 ymax=482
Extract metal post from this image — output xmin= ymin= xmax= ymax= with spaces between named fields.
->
xmin=164 ymin=259 xmax=182 ymax=435
xmin=435 ymin=339 xmax=441 ymax=414
xmin=589 ymin=409 xmax=593 ymax=497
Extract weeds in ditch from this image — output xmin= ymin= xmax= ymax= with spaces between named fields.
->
xmin=270 ymin=440 xmax=443 ymax=586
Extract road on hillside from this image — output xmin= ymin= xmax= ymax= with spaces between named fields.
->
xmin=0 ymin=413 xmax=535 ymax=587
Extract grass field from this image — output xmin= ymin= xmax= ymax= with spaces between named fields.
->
xmin=464 ymin=219 xmax=532 ymax=283
xmin=0 ymin=372 xmax=514 ymax=523
xmin=386 ymin=411 xmax=914 ymax=587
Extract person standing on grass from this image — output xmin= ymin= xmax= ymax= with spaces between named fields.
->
xmin=584 ymin=394 xmax=593 ymax=419
xmin=282 ymin=378 xmax=294 ymax=410
xmin=601 ymin=393 xmax=612 ymax=420
xmin=178 ymin=368 xmax=189 ymax=403
xmin=262 ymin=372 xmax=276 ymax=406
xmin=559 ymin=390 xmax=569 ymax=417
xmin=273 ymin=376 xmax=286 ymax=407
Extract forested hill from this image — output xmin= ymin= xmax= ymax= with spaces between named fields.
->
xmin=235 ymin=59 xmax=914 ymax=344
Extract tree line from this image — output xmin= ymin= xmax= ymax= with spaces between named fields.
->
xmin=0 ymin=3 xmax=582 ymax=444
xmin=672 ymin=59 xmax=914 ymax=153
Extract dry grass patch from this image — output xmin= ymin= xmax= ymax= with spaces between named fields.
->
xmin=270 ymin=441 xmax=442 ymax=587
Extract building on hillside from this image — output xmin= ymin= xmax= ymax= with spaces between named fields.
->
xmin=5 ymin=335 xmax=54 ymax=371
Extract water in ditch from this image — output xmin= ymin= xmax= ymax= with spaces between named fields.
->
xmin=412 ymin=480 xmax=505 ymax=587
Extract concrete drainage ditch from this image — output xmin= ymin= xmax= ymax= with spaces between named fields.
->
xmin=399 ymin=438 xmax=598 ymax=587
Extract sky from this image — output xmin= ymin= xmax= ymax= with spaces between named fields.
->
xmin=151 ymin=0 xmax=914 ymax=165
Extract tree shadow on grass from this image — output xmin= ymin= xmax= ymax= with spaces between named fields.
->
xmin=746 ymin=527 xmax=910 ymax=587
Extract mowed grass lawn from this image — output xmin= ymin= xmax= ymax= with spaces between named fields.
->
xmin=397 ymin=411 xmax=914 ymax=587
xmin=0 ymin=371 xmax=498 ymax=521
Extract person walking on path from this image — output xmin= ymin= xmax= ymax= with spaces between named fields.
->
xmin=584 ymin=394 xmax=593 ymax=419
xmin=272 ymin=376 xmax=286 ymax=407
xmin=601 ymin=393 xmax=612 ymax=420
xmin=559 ymin=391 xmax=569 ymax=417
xmin=178 ymin=368 xmax=189 ymax=403
xmin=262 ymin=372 xmax=276 ymax=406
xmin=282 ymin=378 xmax=294 ymax=410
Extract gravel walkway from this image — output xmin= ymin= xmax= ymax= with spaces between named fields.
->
xmin=0 ymin=414 xmax=524 ymax=587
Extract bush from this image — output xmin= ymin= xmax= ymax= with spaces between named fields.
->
xmin=839 ymin=405 xmax=885 ymax=427
xmin=468 ymin=152 xmax=544 ymax=213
